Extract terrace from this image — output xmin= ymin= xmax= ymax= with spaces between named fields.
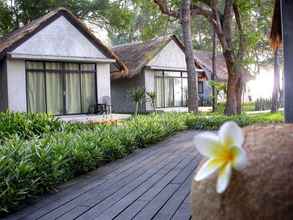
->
xmin=4 ymin=131 xmax=199 ymax=220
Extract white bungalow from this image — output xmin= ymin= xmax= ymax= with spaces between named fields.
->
xmin=111 ymin=35 xmax=214 ymax=113
xmin=0 ymin=8 xmax=127 ymax=115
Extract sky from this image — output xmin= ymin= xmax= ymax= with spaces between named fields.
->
xmin=247 ymin=65 xmax=282 ymax=100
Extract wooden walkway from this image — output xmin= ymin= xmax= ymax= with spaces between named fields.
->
xmin=4 ymin=131 xmax=200 ymax=220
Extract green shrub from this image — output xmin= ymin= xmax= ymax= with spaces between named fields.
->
xmin=186 ymin=112 xmax=284 ymax=130
xmin=0 ymin=112 xmax=283 ymax=215
xmin=0 ymin=111 xmax=62 ymax=141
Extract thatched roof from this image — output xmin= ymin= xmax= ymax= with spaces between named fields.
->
xmin=194 ymin=50 xmax=254 ymax=82
xmin=270 ymin=0 xmax=282 ymax=50
xmin=193 ymin=50 xmax=228 ymax=82
xmin=112 ymin=35 xmax=184 ymax=79
xmin=0 ymin=8 xmax=127 ymax=76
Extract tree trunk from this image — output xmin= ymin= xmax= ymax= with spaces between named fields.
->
xmin=225 ymin=73 xmax=239 ymax=115
xmin=271 ymin=48 xmax=280 ymax=113
xmin=236 ymin=76 xmax=243 ymax=114
xmin=180 ymin=0 xmax=198 ymax=113
xmin=212 ymin=30 xmax=217 ymax=112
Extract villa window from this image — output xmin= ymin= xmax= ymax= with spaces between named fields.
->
xmin=26 ymin=61 xmax=97 ymax=115
xmin=198 ymin=81 xmax=204 ymax=94
xmin=155 ymin=71 xmax=188 ymax=108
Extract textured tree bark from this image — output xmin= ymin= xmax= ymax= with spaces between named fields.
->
xmin=225 ymin=73 xmax=239 ymax=115
xmin=180 ymin=0 xmax=198 ymax=112
xmin=271 ymin=48 xmax=280 ymax=113
xmin=212 ymin=30 xmax=217 ymax=112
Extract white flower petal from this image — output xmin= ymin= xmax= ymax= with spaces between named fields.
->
xmin=217 ymin=163 xmax=232 ymax=194
xmin=194 ymin=132 xmax=221 ymax=158
xmin=231 ymin=146 xmax=248 ymax=171
xmin=194 ymin=158 xmax=225 ymax=181
xmin=219 ymin=121 xmax=244 ymax=148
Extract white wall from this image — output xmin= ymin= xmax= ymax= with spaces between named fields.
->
xmin=5 ymin=60 xmax=112 ymax=113
xmin=12 ymin=16 xmax=107 ymax=60
xmin=96 ymin=63 xmax=111 ymax=104
xmin=146 ymin=40 xmax=187 ymax=71
xmin=6 ymin=59 xmax=27 ymax=112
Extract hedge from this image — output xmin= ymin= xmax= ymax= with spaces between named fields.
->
xmin=0 ymin=111 xmax=62 ymax=141
xmin=0 ymin=112 xmax=283 ymax=215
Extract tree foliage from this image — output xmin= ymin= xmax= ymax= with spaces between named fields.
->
xmin=0 ymin=0 xmax=133 ymax=38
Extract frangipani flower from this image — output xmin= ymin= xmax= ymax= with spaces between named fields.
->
xmin=194 ymin=121 xmax=248 ymax=194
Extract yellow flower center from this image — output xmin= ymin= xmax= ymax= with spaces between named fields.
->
xmin=218 ymin=146 xmax=235 ymax=163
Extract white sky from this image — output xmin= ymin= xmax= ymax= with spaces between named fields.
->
xmin=247 ymin=65 xmax=282 ymax=100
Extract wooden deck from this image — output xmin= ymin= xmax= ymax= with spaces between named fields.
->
xmin=4 ymin=131 xmax=200 ymax=220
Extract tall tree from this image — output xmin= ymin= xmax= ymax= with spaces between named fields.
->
xmin=0 ymin=0 xmax=133 ymax=38
xmin=154 ymin=0 xmax=274 ymax=115
xmin=154 ymin=0 xmax=199 ymax=112
xmin=111 ymin=0 xmax=171 ymax=44
xmin=211 ymin=29 xmax=217 ymax=112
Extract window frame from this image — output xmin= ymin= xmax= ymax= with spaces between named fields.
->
xmin=25 ymin=60 xmax=97 ymax=115
xmin=154 ymin=70 xmax=188 ymax=108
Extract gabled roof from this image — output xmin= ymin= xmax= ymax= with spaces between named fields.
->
xmin=112 ymin=35 xmax=185 ymax=79
xmin=193 ymin=51 xmax=228 ymax=82
xmin=0 ymin=8 xmax=127 ymax=76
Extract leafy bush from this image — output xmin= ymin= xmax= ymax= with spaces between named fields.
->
xmin=186 ymin=112 xmax=284 ymax=130
xmin=213 ymin=102 xmax=256 ymax=114
xmin=0 ymin=112 xmax=283 ymax=215
xmin=0 ymin=111 xmax=62 ymax=141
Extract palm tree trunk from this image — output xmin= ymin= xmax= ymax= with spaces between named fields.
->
xmin=135 ymin=102 xmax=139 ymax=116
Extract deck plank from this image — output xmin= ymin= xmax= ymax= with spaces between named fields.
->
xmin=88 ymin=157 xmax=195 ymax=220
xmin=3 ymin=130 xmax=199 ymax=220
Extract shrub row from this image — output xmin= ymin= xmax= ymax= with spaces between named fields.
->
xmin=0 ymin=112 xmax=283 ymax=215
xmin=186 ymin=112 xmax=284 ymax=130
xmin=0 ymin=112 xmax=62 ymax=141
xmin=0 ymin=113 xmax=190 ymax=215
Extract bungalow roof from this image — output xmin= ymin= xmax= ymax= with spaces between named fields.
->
xmin=0 ymin=8 xmax=128 ymax=76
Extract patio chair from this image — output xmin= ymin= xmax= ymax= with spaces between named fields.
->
xmin=102 ymin=96 xmax=112 ymax=115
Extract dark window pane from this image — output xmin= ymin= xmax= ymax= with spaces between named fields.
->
xmin=198 ymin=81 xmax=204 ymax=94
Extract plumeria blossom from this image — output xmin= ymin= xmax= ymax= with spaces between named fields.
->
xmin=194 ymin=121 xmax=248 ymax=194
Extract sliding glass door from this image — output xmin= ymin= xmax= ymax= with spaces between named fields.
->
xmin=155 ymin=70 xmax=188 ymax=108
xmin=26 ymin=61 xmax=97 ymax=115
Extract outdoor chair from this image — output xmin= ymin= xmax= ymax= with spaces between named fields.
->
xmin=102 ymin=96 xmax=112 ymax=115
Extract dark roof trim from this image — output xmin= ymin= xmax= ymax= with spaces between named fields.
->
xmin=0 ymin=8 xmax=128 ymax=75
xmin=270 ymin=0 xmax=282 ymax=50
